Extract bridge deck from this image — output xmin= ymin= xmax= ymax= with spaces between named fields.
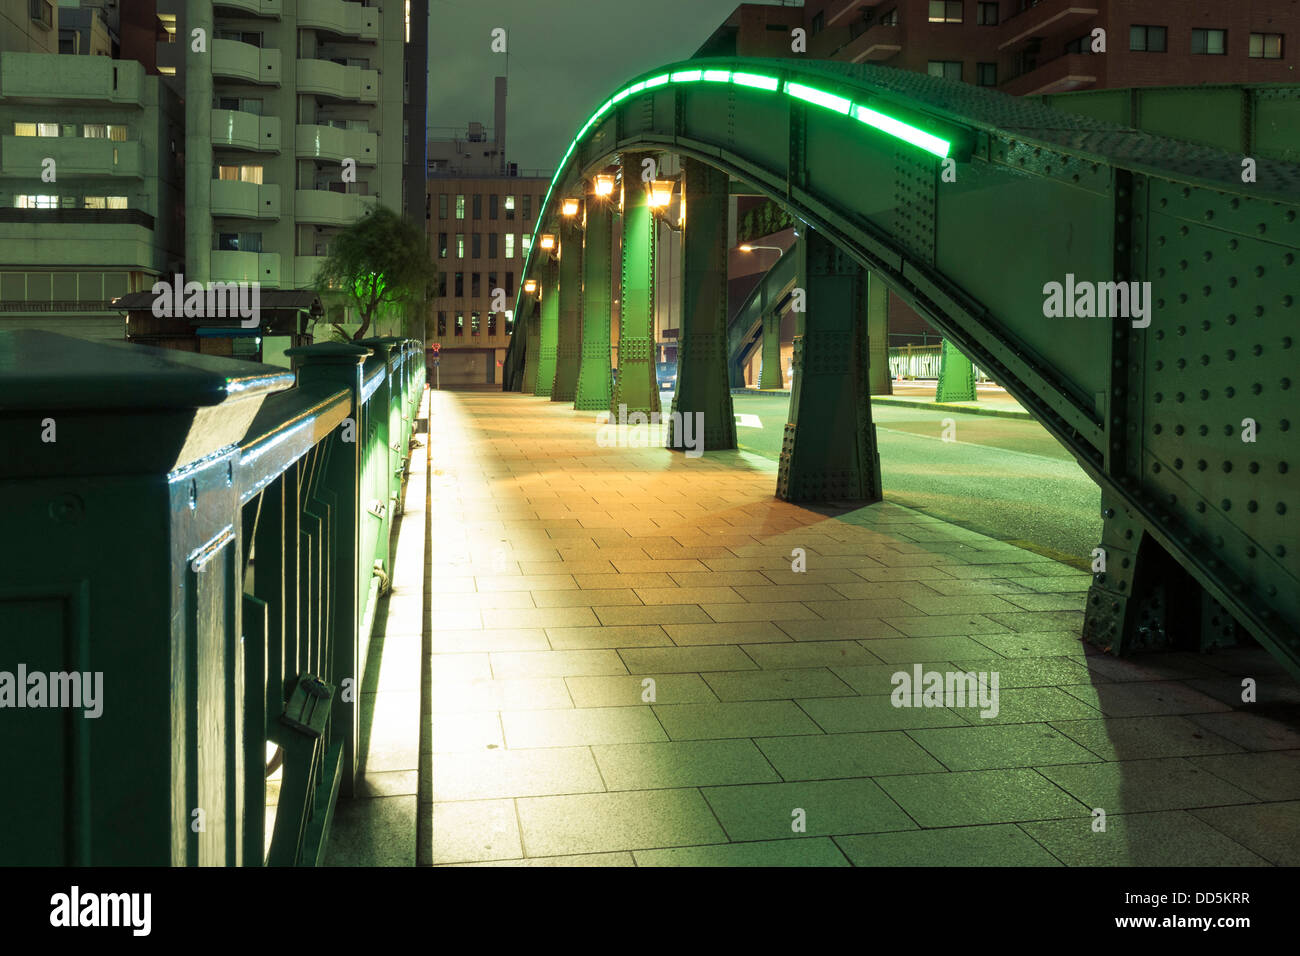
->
xmin=328 ymin=389 xmax=1299 ymax=866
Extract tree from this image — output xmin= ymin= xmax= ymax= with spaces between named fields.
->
xmin=314 ymin=204 xmax=438 ymax=341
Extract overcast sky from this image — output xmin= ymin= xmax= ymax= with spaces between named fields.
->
xmin=426 ymin=0 xmax=792 ymax=171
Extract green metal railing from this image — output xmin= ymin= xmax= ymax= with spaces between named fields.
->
xmin=0 ymin=330 xmax=425 ymax=865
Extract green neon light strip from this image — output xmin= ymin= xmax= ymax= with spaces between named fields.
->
xmin=854 ymin=105 xmax=951 ymax=158
xmin=518 ymin=67 xmax=959 ymax=317
xmin=785 ymin=81 xmax=851 ymax=115
xmin=732 ymin=71 xmax=779 ymax=91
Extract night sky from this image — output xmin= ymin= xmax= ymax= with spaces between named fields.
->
xmin=426 ymin=0 xmax=785 ymax=172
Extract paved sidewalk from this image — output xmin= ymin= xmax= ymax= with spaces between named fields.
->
xmin=339 ymin=389 xmax=1300 ymax=866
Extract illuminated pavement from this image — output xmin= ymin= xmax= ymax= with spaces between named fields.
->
xmin=328 ymin=389 xmax=1300 ymax=867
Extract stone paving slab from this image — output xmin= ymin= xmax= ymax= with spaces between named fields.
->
xmin=327 ymin=391 xmax=1300 ymax=867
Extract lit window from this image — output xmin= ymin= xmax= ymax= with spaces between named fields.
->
xmin=927 ymin=60 xmax=962 ymax=81
xmin=455 ymin=194 xmax=465 ymax=219
xmin=1249 ymin=32 xmax=1283 ymax=58
xmin=976 ymin=2 xmax=997 ymax=26
xmin=456 ymin=233 xmax=465 ymax=257
xmin=1130 ymin=25 xmax=1167 ymax=52
xmin=1191 ymin=28 xmax=1227 ymax=55
xmin=14 ymin=122 xmax=36 ymax=136
xmin=928 ymin=1 xmax=962 ymax=24
xmin=504 ymin=233 xmax=515 ymax=258
xmin=504 ymin=195 xmax=516 ymax=220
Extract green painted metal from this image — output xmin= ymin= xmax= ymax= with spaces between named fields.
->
xmin=551 ymin=215 xmax=584 ymax=403
xmin=726 ymin=242 xmax=798 ymax=389
xmin=1038 ymin=84 xmax=1300 ymax=164
xmin=520 ymin=296 xmax=540 ymax=395
xmin=935 ymin=338 xmax=976 ymax=403
xmin=533 ymin=258 xmax=559 ymax=397
xmin=0 ymin=329 xmax=424 ymax=865
xmin=757 ymin=310 xmax=784 ymax=389
xmin=866 ymin=271 xmax=891 ymax=396
xmin=670 ymin=158 xmax=736 ymax=452
xmin=574 ymin=201 xmax=615 ymax=411
xmin=778 ymin=228 xmax=882 ymax=503
xmin=513 ymin=57 xmax=1300 ymax=676
xmin=610 ymin=151 xmax=661 ymax=415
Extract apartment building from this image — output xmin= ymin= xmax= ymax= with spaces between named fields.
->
xmin=1 ymin=0 xmax=61 ymax=55
xmin=426 ymin=77 xmax=549 ymax=385
xmin=0 ymin=0 xmax=428 ymax=362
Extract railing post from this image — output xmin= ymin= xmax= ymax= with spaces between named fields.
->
xmin=284 ymin=341 xmax=369 ymax=798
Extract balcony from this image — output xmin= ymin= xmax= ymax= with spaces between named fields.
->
xmin=1001 ymin=53 xmax=1098 ymax=96
xmin=838 ymin=22 xmax=902 ymax=63
xmin=0 ymin=213 xmax=156 ymax=270
xmin=0 ymin=52 xmax=143 ymax=106
xmin=824 ymin=0 xmax=881 ymax=27
xmin=296 ymin=59 xmax=378 ymax=103
xmin=0 ymin=135 xmax=143 ymax=178
xmin=298 ymin=0 xmax=379 ymax=40
xmin=214 ymin=0 xmax=282 ymax=16
xmin=211 ymin=250 xmax=281 ymax=286
xmin=211 ymin=180 xmax=281 ymax=220
xmin=295 ymin=255 xmax=329 ymax=286
xmin=212 ymin=109 xmax=281 ymax=152
xmin=998 ymin=0 xmax=1100 ymax=52
xmin=212 ymin=39 xmax=282 ymax=86
xmin=295 ymin=189 xmax=376 ymax=226
xmin=295 ymin=124 xmax=377 ymax=165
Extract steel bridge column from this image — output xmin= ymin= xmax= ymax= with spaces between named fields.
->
xmin=533 ymin=257 xmax=559 ymax=397
xmin=935 ymin=338 xmax=976 ymax=402
xmin=867 ymin=271 xmax=891 ymax=396
xmin=670 ymin=158 xmax=735 ymax=452
xmin=776 ymin=228 xmax=882 ymax=503
xmin=757 ymin=309 xmax=784 ymax=390
xmin=575 ymin=200 xmax=614 ymax=411
xmin=551 ymin=215 xmax=584 ymax=403
xmin=612 ymin=151 xmax=660 ymax=416
xmin=520 ymin=295 xmax=540 ymax=395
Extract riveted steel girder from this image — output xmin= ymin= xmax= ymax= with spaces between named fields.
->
xmin=757 ymin=310 xmax=784 ymax=390
xmin=533 ymin=257 xmax=559 ymax=398
xmin=520 ymin=296 xmax=540 ymax=395
xmin=936 ymin=338 xmax=976 ymax=403
xmin=777 ymin=228 xmax=882 ymax=503
xmin=575 ymin=201 xmax=615 ymax=411
xmin=551 ymin=215 xmax=584 ymax=403
xmin=612 ymin=151 xmax=661 ymax=415
xmin=670 ymin=158 xmax=736 ymax=452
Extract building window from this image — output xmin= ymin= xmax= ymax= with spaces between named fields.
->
xmin=438 ymin=274 xmax=447 ymax=296
xmin=30 ymin=0 xmax=53 ymax=29
xmin=471 ymin=273 xmax=481 ymax=297
xmin=976 ymin=62 xmax=997 ymax=86
xmin=1064 ymin=34 xmax=1089 ymax=54
xmin=1191 ymin=28 xmax=1227 ymax=55
xmin=438 ymin=193 xmax=448 ymax=218
xmin=506 ymin=272 xmax=515 ymax=297
xmin=215 ymin=232 xmax=262 ymax=252
xmin=505 ymin=195 xmax=516 ymax=220
xmin=454 ymin=272 xmax=464 ymax=297
xmin=1249 ymin=32 xmax=1284 ymax=59
xmin=522 ymin=195 xmax=532 ymax=219
xmin=472 ymin=233 xmax=482 ymax=258
xmin=471 ymin=312 xmax=481 ymax=335
xmin=437 ymin=311 xmax=447 ymax=336
xmin=488 ymin=312 xmax=498 ymax=336
xmin=1130 ymin=25 xmax=1167 ymax=52
xmin=455 ymin=194 xmax=465 ymax=219
xmin=928 ymin=1 xmax=962 ymax=24
xmin=489 ymin=195 xmax=499 ymax=220
xmin=880 ymin=8 xmax=899 ymax=26
xmin=927 ymin=60 xmax=962 ymax=81
xmin=504 ymin=233 xmax=515 ymax=258
xmin=488 ymin=233 xmax=498 ymax=258
xmin=811 ymin=12 xmax=825 ymax=34
xmin=976 ymin=2 xmax=998 ymax=25
xmin=488 ymin=271 xmax=497 ymax=295
xmin=455 ymin=312 xmax=464 ymax=336
xmin=217 ymin=164 xmax=263 ymax=184
xmin=438 ymin=232 xmax=448 ymax=258
xmin=523 ymin=233 xmax=532 ymax=254
xmin=83 ymin=124 xmax=128 ymax=141
xmin=15 ymin=194 xmax=59 ymax=209
xmin=472 ymin=194 xmax=482 ymax=219
xmin=455 ymin=233 xmax=465 ymax=258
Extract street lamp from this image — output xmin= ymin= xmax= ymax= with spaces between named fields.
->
xmin=523 ymin=279 xmax=537 ymax=294
xmin=593 ymin=174 xmax=616 ymax=197
xmin=561 ymin=198 xmax=580 ymax=216
xmin=539 ymin=233 xmax=556 ymax=251
xmin=648 ymin=179 xmax=675 ymax=209
xmin=738 ymin=244 xmax=783 ymax=254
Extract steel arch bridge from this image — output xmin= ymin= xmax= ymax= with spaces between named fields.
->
xmin=502 ymin=58 xmax=1300 ymax=680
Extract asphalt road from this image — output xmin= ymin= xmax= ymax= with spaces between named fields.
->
xmin=724 ymin=390 xmax=1102 ymax=568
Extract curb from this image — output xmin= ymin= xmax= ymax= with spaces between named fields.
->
xmin=733 ymin=388 xmax=1034 ymax=421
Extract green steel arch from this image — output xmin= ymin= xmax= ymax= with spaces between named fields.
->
xmin=506 ymin=58 xmax=1300 ymax=679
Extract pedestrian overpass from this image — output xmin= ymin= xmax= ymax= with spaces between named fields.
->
xmin=501 ymin=58 xmax=1300 ymax=681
